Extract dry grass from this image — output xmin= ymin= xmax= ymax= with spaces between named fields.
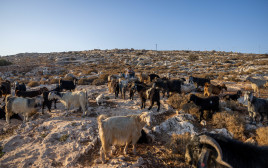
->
xmin=181 ymin=102 xmax=200 ymax=118
xmin=256 ymin=126 xmax=268 ymax=145
xmin=92 ymin=79 xmax=106 ymax=86
xmin=82 ymin=69 xmax=98 ymax=75
xmin=223 ymin=100 xmax=244 ymax=112
xmin=27 ymin=81 xmax=40 ymax=87
xmin=167 ymin=94 xmax=189 ymax=109
xmin=77 ymin=78 xmax=91 ymax=85
xmin=99 ymin=73 xmax=109 ymax=82
xmin=50 ymin=78 xmax=59 ymax=84
xmin=188 ymin=54 xmax=199 ymax=62
xmin=212 ymin=111 xmax=245 ymax=140
xmin=40 ymin=81 xmax=49 ymax=85
xmin=166 ymin=133 xmax=191 ymax=155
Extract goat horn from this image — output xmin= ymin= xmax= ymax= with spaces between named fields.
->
xmin=199 ymin=135 xmax=233 ymax=168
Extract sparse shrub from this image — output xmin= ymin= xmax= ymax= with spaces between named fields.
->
xmin=256 ymin=126 xmax=268 ymax=145
xmin=0 ymin=59 xmax=12 ymax=66
xmin=99 ymin=73 xmax=109 ymax=82
xmin=40 ymin=133 xmax=48 ymax=138
xmin=71 ymin=122 xmax=78 ymax=126
xmin=222 ymin=100 xmax=242 ymax=111
xmin=212 ymin=111 xmax=245 ymax=140
xmin=59 ymin=134 xmax=69 ymax=142
xmin=227 ymin=75 xmax=240 ymax=82
xmin=188 ymin=54 xmax=199 ymax=62
xmin=77 ymin=78 xmax=91 ymax=85
xmin=50 ymin=78 xmax=59 ymax=84
xmin=167 ymin=133 xmax=191 ymax=155
xmin=92 ymin=78 xmax=106 ymax=86
xmin=167 ymin=94 xmax=189 ymax=109
xmin=0 ymin=146 xmax=4 ymax=158
xmin=28 ymin=81 xmax=40 ymax=87
xmin=181 ymin=102 xmax=200 ymax=118
xmin=83 ymin=69 xmax=98 ymax=75
xmin=40 ymin=81 xmax=49 ymax=85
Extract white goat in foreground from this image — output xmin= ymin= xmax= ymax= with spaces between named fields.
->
xmin=5 ymin=95 xmax=42 ymax=123
xmin=98 ymin=112 xmax=151 ymax=163
xmin=48 ymin=90 xmax=88 ymax=116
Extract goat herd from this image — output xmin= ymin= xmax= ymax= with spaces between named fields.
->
xmin=0 ymin=73 xmax=268 ymax=168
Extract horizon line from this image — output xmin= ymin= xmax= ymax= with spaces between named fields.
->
xmin=1 ymin=48 xmax=266 ymax=57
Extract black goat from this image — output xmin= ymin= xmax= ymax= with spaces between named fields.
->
xmin=42 ymin=85 xmax=62 ymax=113
xmin=135 ymin=82 xmax=160 ymax=111
xmin=223 ymin=90 xmax=242 ymax=101
xmin=137 ymin=129 xmax=152 ymax=144
xmin=148 ymin=74 xmax=160 ymax=83
xmin=189 ymin=76 xmax=210 ymax=88
xmin=185 ymin=133 xmax=268 ymax=168
xmin=14 ymin=82 xmax=26 ymax=92
xmin=154 ymin=78 xmax=182 ymax=98
xmin=188 ymin=94 xmax=219 ymax=121
xmin=16 ymin=87 xmax=48 ymax=98
xmin=59 ymin=79 xmax=77 ymax=91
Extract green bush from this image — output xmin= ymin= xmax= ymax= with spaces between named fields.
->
xmin=0 ymin=146 xmax=4 ymax=158
xmin=59 ymin=134 xmax=69 ymax=142
xmin=188 ymin=54 xmax=199 ymax=62
xmin=0 ymin=59 xmax=12 ymax=66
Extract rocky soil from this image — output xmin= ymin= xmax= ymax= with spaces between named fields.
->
xmin=0 ymin=49 xmax=267 ymax=168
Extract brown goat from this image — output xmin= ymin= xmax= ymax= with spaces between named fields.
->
xmin=204 ymin=83 xmax=227 ymax=96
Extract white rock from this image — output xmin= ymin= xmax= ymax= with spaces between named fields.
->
xmin=210 ymin=128 xmax=233 ymax=138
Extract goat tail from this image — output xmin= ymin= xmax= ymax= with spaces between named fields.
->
xmin=97 ymin=114 xmax=108 ymax=129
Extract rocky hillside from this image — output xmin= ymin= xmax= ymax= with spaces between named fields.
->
xmin=0 ymin=49 xmax=267 ymax=168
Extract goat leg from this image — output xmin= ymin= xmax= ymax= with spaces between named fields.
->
xmin=157 ymin=101 xmax=160 ymax=111
xmin=124 ymin=142 xmax=130 ymax=155
xmin=148 ymin=100 xmax=154 ymax=110
xmin=199 ymin=110 xmax=204 ymax=122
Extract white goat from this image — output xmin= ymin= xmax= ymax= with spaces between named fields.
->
xmin=98 ymin=112 xmax=151 ymax=163
xmin=96 ymin=93 xmax=105 ymax=105
xmin=48 ymin=90 xmax=88 ymax=116
xmin=5 ymin=95 xmax=42 ymax=123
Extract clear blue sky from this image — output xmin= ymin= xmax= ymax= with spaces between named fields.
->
xmin=0 ymin=0 xmax=267 ymax=56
